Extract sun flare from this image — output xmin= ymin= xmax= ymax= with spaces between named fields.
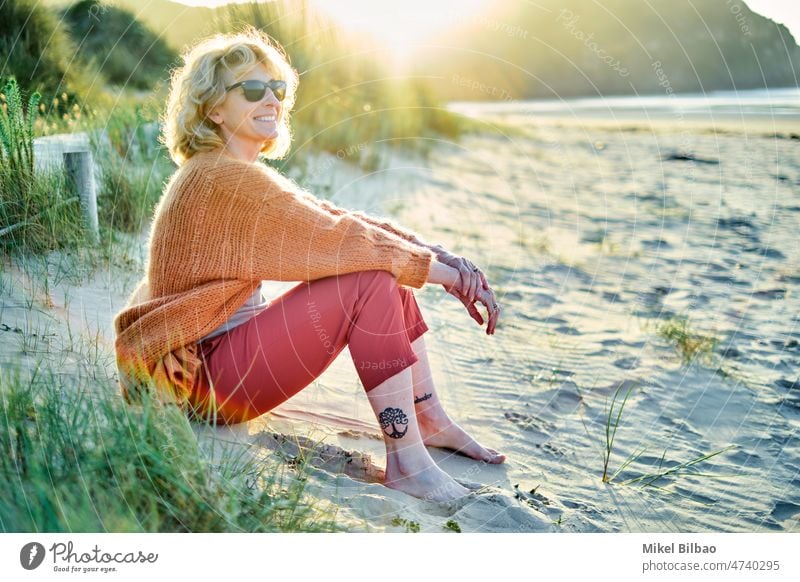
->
xmin=174 ymin=0 xmax=493 ymax=68
xmin=308 ymin=0 xmax=492 ymax=66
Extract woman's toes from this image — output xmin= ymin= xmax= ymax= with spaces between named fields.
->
xmin=482 ymin=448 xmax=506 ymax=463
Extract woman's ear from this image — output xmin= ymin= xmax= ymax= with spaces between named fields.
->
xmin=207 ymin=106 xmax=223 ymax=125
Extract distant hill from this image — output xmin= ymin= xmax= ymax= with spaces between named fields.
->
xmin=41 ymin=0 xmax=800 ymax=99
xmin=61 ymin=0 xmax=178 ymax=89
xmin=411 ymin=0 xmax=800 ymax=100
xmin=110 ymin=0 xmax=219 ymax=52
xmin=42 ymin=0 xmax=218 ymax=53
xmin=1 ymin=0 xmax=86 ymax=98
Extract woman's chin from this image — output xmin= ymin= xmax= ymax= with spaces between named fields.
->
xmin=257 ymin=130 xmax=279 ymax=143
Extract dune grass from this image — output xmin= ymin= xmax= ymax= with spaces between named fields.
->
xmin=0 ymin=77 xmax=87 ymax=255
xmin=594 ymin=384 xmax=735 ymax=505
xmin=87 ymin=102 xmax=174 ymax=234
xmin=601 ymin=384 xmax=638 ymax=483
xmin=655 ymin=315 xmax=719 ymax=364
xmin=0 ymin=358 xmax=343 ymax=532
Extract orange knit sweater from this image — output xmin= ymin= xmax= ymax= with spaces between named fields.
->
xmin=113 ymin=148 xmax=435 ymax=407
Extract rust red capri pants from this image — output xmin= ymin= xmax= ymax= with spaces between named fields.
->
xmin=186 ymin=269 xmax=429 ymax=426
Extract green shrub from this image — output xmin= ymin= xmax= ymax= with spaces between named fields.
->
xmin=0 ymin=0 xmax=91 ymax=106
xmin=0 ymin=77 xmax=85 ymax=254
xmin=0 ymin=77 xmax=38 ymax=185
xmin=61 ymin=0 xmax=177 ymax=91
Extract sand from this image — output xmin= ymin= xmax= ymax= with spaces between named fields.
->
xmin=2 ymin=108 xmax=798 ymax=532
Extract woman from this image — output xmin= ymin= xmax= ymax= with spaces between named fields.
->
xmin=113 ymin=27 xmax=504 ymax=502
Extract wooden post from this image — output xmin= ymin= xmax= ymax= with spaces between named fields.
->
xmin=64 ymin=151 xmax=99 ymax=242
xmin=33 ymin=132 xmax=100 ymax=243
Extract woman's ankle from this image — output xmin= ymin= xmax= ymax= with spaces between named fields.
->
xmin=385 ymin=446 xmax=436 ymax=477
xmin=417 ymin=409 xmax=453 ymax=433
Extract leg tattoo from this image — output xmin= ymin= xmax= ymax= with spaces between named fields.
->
xmin=379 ymin=407 xmax=409 ymax=439
xmin=414 ymin=392 xmax=432 ymax=404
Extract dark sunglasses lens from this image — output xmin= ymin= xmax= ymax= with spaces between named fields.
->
xmin=272 ymin=81 xmax=286 ymax=101
xmin=241 ymin=80 xmax=286 ymax=102
xmin=242 ymin=82 xmax=266 ymax=102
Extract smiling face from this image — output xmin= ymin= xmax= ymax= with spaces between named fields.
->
xmin=206 ymin=63 xmax=283 ymax=158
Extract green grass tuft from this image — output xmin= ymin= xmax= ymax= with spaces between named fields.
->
xmin=391 ymin=516 xmax=420 ymax=532
xmin=0 ymin=360 xmax=343 ymax=532
xmin=596 ymin=384 xmax=736 ymax=505
xmin=655 ymin=315 xmax=719 ymax=364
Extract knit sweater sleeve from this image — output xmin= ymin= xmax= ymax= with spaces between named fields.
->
xmin=210 ymin=162 xmax=435 ymax=288
xmin=297 ymin=191 xmax=435 ymax=248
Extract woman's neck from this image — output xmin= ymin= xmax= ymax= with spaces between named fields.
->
xmin=220 ymin=139 xmax=262 ymax=163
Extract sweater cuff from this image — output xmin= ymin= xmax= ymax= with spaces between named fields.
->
xmin=395 ymin=247 xmax=435 ymax=289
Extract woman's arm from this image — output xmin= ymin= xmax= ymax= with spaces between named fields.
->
xmin=210 ymin=162 xmax=436 ymax=289
xmin=266 ymin=166 xmax=443 ymax=254
xmin=283 ymin=186 xmax=464 ymax=293
xmin=296 ymin=191 xmax=444 ymax=256
xmin=426 ymin=260 xmax=461 ymax=289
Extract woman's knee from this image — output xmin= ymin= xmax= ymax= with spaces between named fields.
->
xmin=311 ymin=269 xmax=395 ymax=295
xmin=359 ymin=269 xmax=399 ymax=291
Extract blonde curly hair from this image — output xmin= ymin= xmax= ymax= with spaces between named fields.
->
xmin=162 ymin=26 xmax=299 ymax=166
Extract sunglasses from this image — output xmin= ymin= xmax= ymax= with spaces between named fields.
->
xmin=225 ymin=79 xmax=287 ymax=102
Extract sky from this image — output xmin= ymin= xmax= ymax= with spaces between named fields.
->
xmin=743 ymin=0 xmax=800 ymax=41
xmin=172 ymin=0 xmax=800 ymax=44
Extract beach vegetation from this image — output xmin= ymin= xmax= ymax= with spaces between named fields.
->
xmin=0 ymin=360 xmax=341 ymax=532
xmin=391 ymin=516 xmax=421 ymax=532
xmin=0 ymin=77 xmax=86 ymax=255
xmin=655 ymin=315 xmax=719 ymax=364
xmin=61 ymin=0 xmax=178 ymax=91
xmin=0 ymin=0 xmax=90 ymax=101
xmin=598 ymin=384 xmax=736 ymax=504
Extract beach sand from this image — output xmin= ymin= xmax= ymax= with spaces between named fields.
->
xmin=2 ymin=110 xmax=798 ymax=532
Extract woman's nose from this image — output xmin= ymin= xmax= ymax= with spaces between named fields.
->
xmin=263 ymin=88 xmax=281 ymax=106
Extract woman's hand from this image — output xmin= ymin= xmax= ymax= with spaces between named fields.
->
xmin=428 ymin=245 xmax=501 ymax=335
xmin=446 ymin=278 xmax=501 ymax=335
xmin=431 ymin=244 xmax=487 ymax=303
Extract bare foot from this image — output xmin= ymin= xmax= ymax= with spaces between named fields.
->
xmin=419 ymin=416 xmax=507 ymax=464
xmin=384 ymin=460 xmax=470 ymax=502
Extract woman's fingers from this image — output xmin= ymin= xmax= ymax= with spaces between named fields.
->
xmin=477 ymin=285 xmax=501 ymax=335
xmin=442 ymin=278 xmax=500 ymax=333
xmin=470 ymin=269 xmax=481 ymax=302
xmin=488 ymin=302 xmax=501 ymax=334
xmin=479 ymin=269 xmax=490 ymax=290
xmin=445 ymin=285 xmax=485 ymax=326
xmin=455 ymin=266 xmax=466 ymax=298
xmin=458 ymin=259 xmax=477 ymax=301
xmin=462 ymin=295 xmax=484 ymax=325
xmin=454 ymin=287 xmax=484 ymax=325
xmin=466 ymin=259 xmax=490 ymax=296
xmin=491 ymin=297 xmax=502 ymax=334
xmin=462 ymin=260 xmax=482 ymax=302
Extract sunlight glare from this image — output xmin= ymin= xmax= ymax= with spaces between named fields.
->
xmin=309 ymin=0 xmax=492 ymax=66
